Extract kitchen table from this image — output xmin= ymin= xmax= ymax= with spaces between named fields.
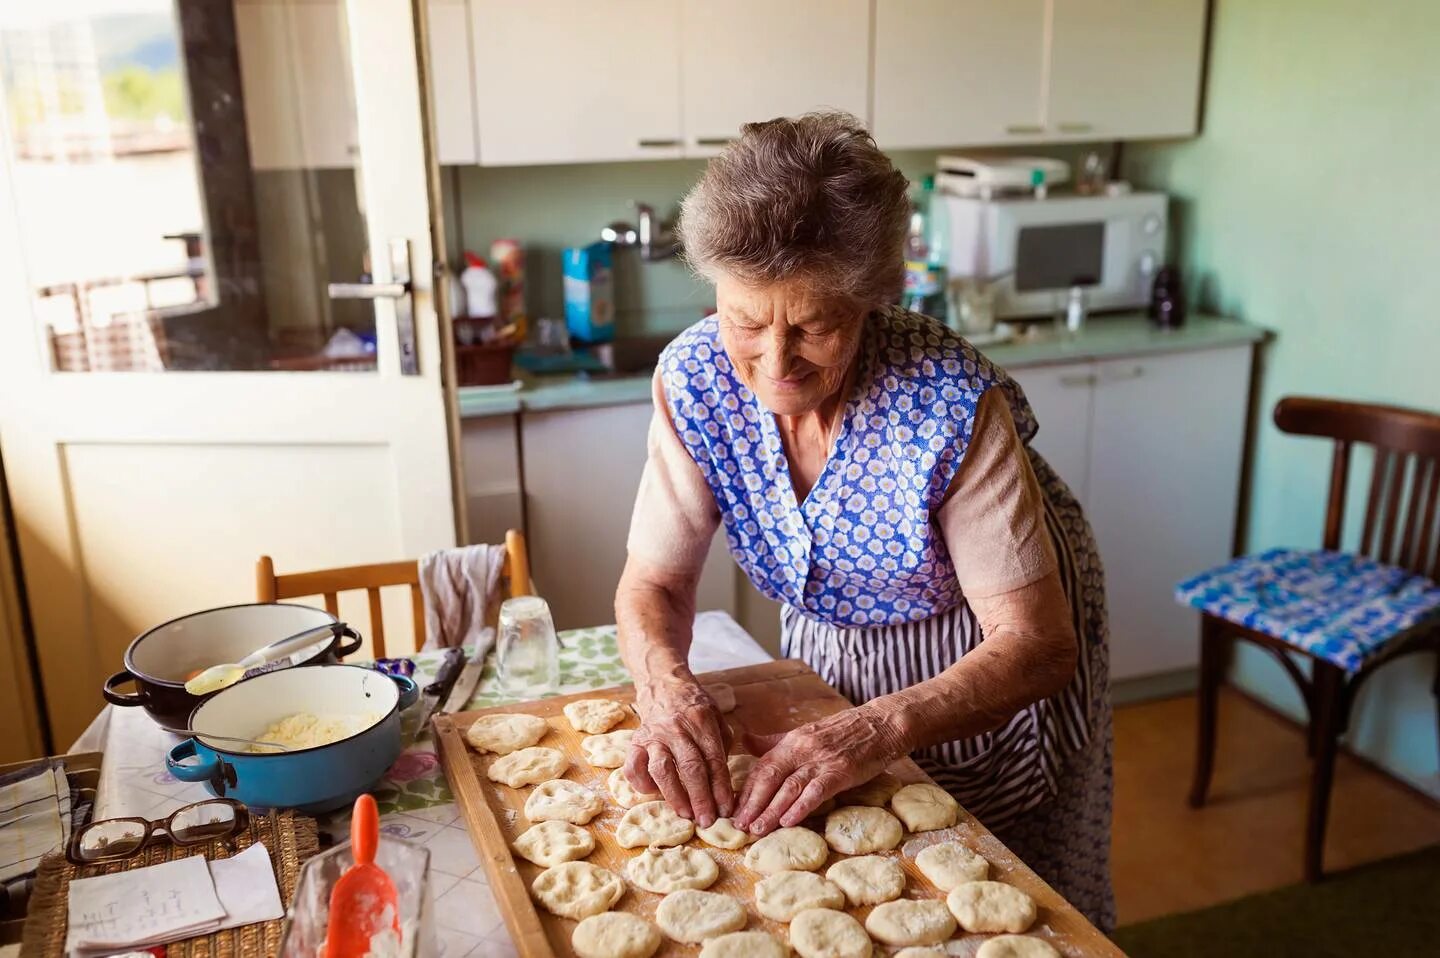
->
xmin=88 ymin=611 xmax=770 ymax=958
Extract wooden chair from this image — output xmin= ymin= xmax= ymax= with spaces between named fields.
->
xmin=1182 ymin=397 xmax=1440 ymax=882
xmin=255 ymin=530 xmax=532 ymax=658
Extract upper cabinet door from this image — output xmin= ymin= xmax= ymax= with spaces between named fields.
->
xmin=471 ymin=0 xmax=682 ymax=165
xmin=873 ymin=0 xmax=1047 ymax=150
xmin=1047 ymin=0 xmax=1208 ymax=140
xmin=428 ymin=0 xmax=478 ymax=166
xmin=681 ymin=0 xmax=870 ymax=156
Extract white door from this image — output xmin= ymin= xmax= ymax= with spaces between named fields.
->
xmin=873 ymin=0 xmax=1048 ymax=149
xmin=470 ymin=0 xmax=682 ymax=165
xmin=1011 ymin=361 xmax=1096 ymax=505
xmin=681 ymin=0 xmax=869 ymax=157
xmin=0 ymin=0 xmax=456 ymax=746
xmin=1046 ymin=0 xmax=1207 ymax=140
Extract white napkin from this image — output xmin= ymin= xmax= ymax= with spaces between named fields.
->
xmin=0 ymin=762 xmax=70 ymax=883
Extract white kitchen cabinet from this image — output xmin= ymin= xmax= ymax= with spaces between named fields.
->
xmin=470 ymin=0 xmax=682 ymax=165
xmin=1047 ymin=0 xmax=1207 ymax=140
xmin=681 ymin=0 xmax=869 ymax=157
xmin=235 ymin=0 xmax=359 ymax=170
xmin=427 ymin=0 xmax=478 ymax=165
xmin=873 ymin=0 xmax=1048 ymax=149
xmin=520 ymin=404 xmax=735 ymax=631
xmin=460 ymin=416 xmax=524 ymax=549
xmin=1012 ymin=361 xmax=1095 ymax=505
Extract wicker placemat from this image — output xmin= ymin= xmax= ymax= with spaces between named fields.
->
xmin=20 ymin=810 xmax=319 ymax=958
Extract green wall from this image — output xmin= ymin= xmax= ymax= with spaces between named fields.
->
xmin=1125 ymin=0 xmax=1440 ymax=795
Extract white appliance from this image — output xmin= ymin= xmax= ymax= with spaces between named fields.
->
xmin=935 ymin=154 xmax=1070 ymax=198
xmin=942 ymin=191 xmax=1167 ymax=319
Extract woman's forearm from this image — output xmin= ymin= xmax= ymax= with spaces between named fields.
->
xmin=615 ymin=557 xmax=702 ymax=709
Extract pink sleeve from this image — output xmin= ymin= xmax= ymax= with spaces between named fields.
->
xmin=624 ymin=372 xmax=722 ymax=574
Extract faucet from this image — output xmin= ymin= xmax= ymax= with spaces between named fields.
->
xmin=601 ymin=202 xmax=681 ymax=261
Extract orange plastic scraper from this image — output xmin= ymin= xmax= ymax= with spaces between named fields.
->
xmin=324 ymin=794 xmax=400 ymax=958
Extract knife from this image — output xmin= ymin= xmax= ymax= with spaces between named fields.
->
xmin=403 ymin=647 xmax=464 ymax=746
xmin=439 ymin=644 xmax=488 ymax=716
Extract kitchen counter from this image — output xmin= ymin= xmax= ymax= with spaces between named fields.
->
xmin=456 ymin=312 xmax=1267 ymax=419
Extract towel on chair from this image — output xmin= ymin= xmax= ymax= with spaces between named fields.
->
xmin=419 ymin=544 xmax=506 ymax=652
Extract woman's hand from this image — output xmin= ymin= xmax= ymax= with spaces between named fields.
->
xmin=625 ymin=679 xmax=733 ymax=827
xmin=732 ymin=704 xmax=907 ymax=836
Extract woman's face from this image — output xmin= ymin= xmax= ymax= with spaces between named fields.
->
xmin=715 ymin=275 xmax=866 ymax=417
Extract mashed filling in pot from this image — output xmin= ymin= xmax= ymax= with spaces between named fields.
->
xmin=245 ymin=712 xmax=381 ymax=752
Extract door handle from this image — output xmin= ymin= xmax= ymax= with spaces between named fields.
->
xmin=327 ymin=238 xmax=419 ymax=375
xmin=1101 ymin=365 xmax=1145 ymax=382
xmin=1059 ymin=373 xmax=1097 ymax=388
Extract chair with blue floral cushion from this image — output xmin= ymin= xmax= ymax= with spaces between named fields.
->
xmin=1175 ymin=396 xmax=1440 ymax=882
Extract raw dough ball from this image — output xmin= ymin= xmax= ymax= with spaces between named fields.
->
xmin=727 ymin=753 xmax=756 ymax=792
xmin=946 ymin=881 xmax=1037 ymax=933
xmin=571 ymin=912 xmax=662 ymax=958
xmin=743 ymin=827 xmax=828 ymax=875
xmin=754 ymin=870 xmax=844 ymax=921
xmin=582 ymin=729 xmax=636 ymax=768
xmin=616 ymin=800 xmax=695 ymax=848
xmin=835 ymin=773 xmax=904 ymax=807
xmin=654 ymin=889 xmax=747 ymax=943
xmin=465 ymin=713 xmax=549 ymax=754
xmin=977 ymin=936 xmax=1060 ymax=958
xmin=695 ymin=817 xmax=755 ymax=850
xmin=531 ymin=861 xmax=624 ymax=920
xmin=890 ymin=783 xmax=960 ymax=832
xmin=625 ymin=845 xmax=719 ymax=893
xmin=864 ymin=898 xmax=957 ymax=946
xmin=607 ymin=767 xmax=659 ymax=808
xmin=525 ymin=779 xmax=603 ymax=824
xmin=700 ymin=930 xmax=790 ymax=958
xmin=487 ymin=746 xmax=568 ymax=788
xmin=512 ymin=820 xmax=594 ymax=867
xmin=825 ymin=855 xmax=905 ymax=906
xmin=824 ymin=805 xmax=903 ymax=854
xmin=564 ymin=698 xmax=629 ymax=734
xmin=707 ymin=683 xmax=737 ymax=712
xmin=789 ymin=908 xmax=871 ymax=958
xmin=915 ymin=840 xmax=989 ymax=890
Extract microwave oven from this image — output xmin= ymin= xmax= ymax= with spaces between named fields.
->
xmin=942 ymin=191 xmax=1167 ymax=319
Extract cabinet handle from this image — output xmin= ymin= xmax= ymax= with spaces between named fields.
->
xmin=693 ymin=136 xmax=736 ymax=147
xmin=1057 ymin=122 xmax=1094 ymax=134
xmin=1101 ymin=365 xmax=1145 ymax=382
xmin=637 ymin=138 xmax=681 ymax=148
xmin=1005 ymin=124 xmax=1044 ymax=135
xmin=1059 ymin=373 xmax=1097 ymax=388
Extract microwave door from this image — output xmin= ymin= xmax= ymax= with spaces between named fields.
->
xmin=1015 ymin=222 xmax=1105 ymax=292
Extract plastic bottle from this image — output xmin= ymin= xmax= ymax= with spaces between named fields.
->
xmin=901 ymin=176 xmax=947 ymax=321
xmin=460 ymin=252 xmax=497 ymax=321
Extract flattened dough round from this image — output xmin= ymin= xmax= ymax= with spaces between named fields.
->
xmin=890 ymin=783 xmax=959 ymax=832
xmin=582 ymin=729 xmax=635 ymax=768
xmin=616 ymin=800 xmax=695 ymax=848
xmin=487 ymin=746 xmax=568 ymax=788
xmin=976 ymin=936 xmax=1060 ymax=958
xmin=571 ymin=911 xmax=661 ymax=958
xmin=825 ymin=855 xmax=905 ymax=906
xmin=608 ymin=767 xmax=658 ymax=808
xmin=894 ymin=950 xmax=946 ymax=958
xmin=531 ymin=861 xmax=624 ymax=920
xmin=465 ymin=713 xmax=549 ymax=755
xmin=754 ymin=870 xmax=844 ymax=921
xmin=695 ymin=817 xmax=755 ymax=850
xmin=824 ymin=805 xmax=903 ymax=854
xmin=835 ymin=773 xmax=904 ymax=808
xmin=625 ymin=845 xmax=719 ymax=893
xmin=525 ymin=779 xmax=603 ymax=824
xmin=946 ymin=880 xmax=1037 ymax=933
xmin=743 ymin=826 xmax=828 ymax=875
xmin=915 ymin=840 xmax=989 ymax=890
xmin=564 ymin=698 xmax=629 ymax=735
xmin=789 ymin=908 xmax=871 ymax=958
xmin=727 ymin=753 xmax=756 ymax=792
xmin=654 ymin=890 xmax=747 ymax=943
xmin=707 ymin=683 xmax=736 ymax=713
xmin=700 ymin=930 xmax=789 ymax=958
xmin=864 ymin=898 xmax=957 ymax=946
xmin=512 ymin=820 xmax=594 ymax=867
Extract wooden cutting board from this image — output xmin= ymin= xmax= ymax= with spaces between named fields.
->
xmin=433 ymin=659 xmax=1122 ymax=957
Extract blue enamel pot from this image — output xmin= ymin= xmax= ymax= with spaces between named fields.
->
xmin=165 ymin=664 xmax=418 ymax=813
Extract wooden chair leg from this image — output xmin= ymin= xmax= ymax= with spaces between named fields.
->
xmin=1305 ymin=662 xmax=1346 ymax=882
xmin=1190 ymin=615 xmax=1229 ymax=808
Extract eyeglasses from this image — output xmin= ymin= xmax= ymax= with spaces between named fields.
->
xmin=67 ymin=799 xmax=249 ymax=864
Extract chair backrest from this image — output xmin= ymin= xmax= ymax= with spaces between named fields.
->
xmin=1274 ymin=397 xmax=1440 ymax=578
xmin=256 ymin=529 xmax=532 ymax=658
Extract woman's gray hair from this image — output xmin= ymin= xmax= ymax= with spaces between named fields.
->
xmin=679 ymin=111 xmax=911 ymax=307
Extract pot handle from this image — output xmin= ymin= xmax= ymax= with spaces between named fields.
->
xmin=102 ymin=669 xmax=148 ymax=707
xmin=390 ymin=673 xmax=420 ymax=711
xmin=333 ymin=625 xmax=363 ymax=659
xmin=167 ymin=739 xmax=227 ymax=794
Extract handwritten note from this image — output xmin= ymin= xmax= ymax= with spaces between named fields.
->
xmin=66 ymin=855 xmax=225 ymax=952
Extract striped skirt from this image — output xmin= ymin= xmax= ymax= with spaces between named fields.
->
xmin=780 ymin=447 xmax=1116 ymax=931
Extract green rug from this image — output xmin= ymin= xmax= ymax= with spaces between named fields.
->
xmin=1113 ymin=845 xmax=1440 ymax=957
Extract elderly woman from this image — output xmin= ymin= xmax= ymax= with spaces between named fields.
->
xmin=616 ymin=113 xmax=1113 ymax=928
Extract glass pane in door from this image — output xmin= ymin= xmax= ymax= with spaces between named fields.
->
xmin=0 ymin=0 xmax=378 ymax=372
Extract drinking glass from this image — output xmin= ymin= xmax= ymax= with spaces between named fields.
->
xmin=497 ymin=596 xmax=560 ymax=695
